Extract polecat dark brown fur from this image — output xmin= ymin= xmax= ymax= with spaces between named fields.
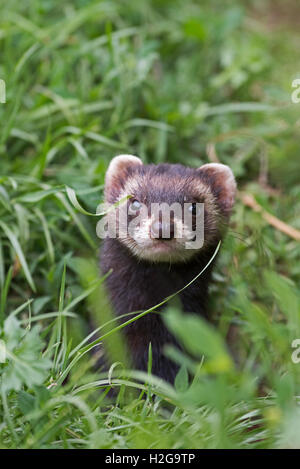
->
xmin=100 ymin=155 xmax=236 ymax=383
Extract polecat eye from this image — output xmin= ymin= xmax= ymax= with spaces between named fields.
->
xmin=188 ymin=202 xmax=202 ymax=216
xmin=129 ymin=199 xmax=141 ymax=212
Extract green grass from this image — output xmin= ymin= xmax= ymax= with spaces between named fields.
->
xmin=1 ymin=0 xmax=300 ymax=449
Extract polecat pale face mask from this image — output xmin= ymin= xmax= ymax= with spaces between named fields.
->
xmin=100 ymin=154 xmax=236 ymax=263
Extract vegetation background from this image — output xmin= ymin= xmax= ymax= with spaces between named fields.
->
xmin=0 ymin=0 xmax=300 ymax=449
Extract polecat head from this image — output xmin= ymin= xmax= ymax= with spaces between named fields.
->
xmin=103 ymin=154 xmax=236 ymax=263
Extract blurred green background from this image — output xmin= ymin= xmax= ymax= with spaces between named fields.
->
xmin=0 ymin=0 xmax=300 ymax=449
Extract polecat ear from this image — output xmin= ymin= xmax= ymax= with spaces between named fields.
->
xmin=105 ymin=154 xmax=143 ymax=202
xmin=198 ymin=163 xmax=236 ymax=216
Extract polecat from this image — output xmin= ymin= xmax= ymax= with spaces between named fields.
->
xmin=100 ymin=154 xmax=236 ymax=383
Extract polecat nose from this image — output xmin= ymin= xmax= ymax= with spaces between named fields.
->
xmin=151 ymin=220 xmax=175 ymax=239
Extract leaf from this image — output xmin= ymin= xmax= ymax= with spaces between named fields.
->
xmin=55 ymin=192 xmax=96 ymax=249
xmin=18 ymin=390 xmax=36 ymax=416
xmin=66 ymin=186 xmax=132 ymax=217
xmin=85 ymin=131 xmax=126 ymax=150
xmin=0 ymin=221 xmax=36 ymax=291
xmin=123 ymin=118 xmax=174 ymax=132
xmin=174 ymin=365 xmax=189 ymax=392
xmin=264 ymin=271 xmax=300 ymax=333
xmin=68 ymin=137 xmax=89 ymax=160
xmin=0 ymin=240 xmax=4 ymax=289
xmin=34 ymin=209 xmax=55 ymax=264
xmin=0 ymin=266 xmax=13 ymax=327
xmin=16 ymin=186 xmax=64 ymax=203
xmin=164 ymin=308 xmax=233 ymax=373
xmin=204 ymin=102 xmax=276 ymax=116
xmin=183 ymin=19 xmax=207 ymax=41
xmin=32 ymin=296 xmax=51 ymax=315
xmin=1 ymin=317 xmax=52 ymax=393
xmin=65 ymin=186 xmax=102 ymax=216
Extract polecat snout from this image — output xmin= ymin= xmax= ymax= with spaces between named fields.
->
xmin=100 ymin=154 xmax=236 ymax=383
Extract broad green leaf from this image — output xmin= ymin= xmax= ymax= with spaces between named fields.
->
xmin=164 ymin=308 xmax=233 ymax=373
xmin=1 ymin=318 xmax=52 ymax=392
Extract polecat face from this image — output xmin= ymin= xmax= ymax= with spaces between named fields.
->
xmin=102 ymin=155 xmax=236 ymax=263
